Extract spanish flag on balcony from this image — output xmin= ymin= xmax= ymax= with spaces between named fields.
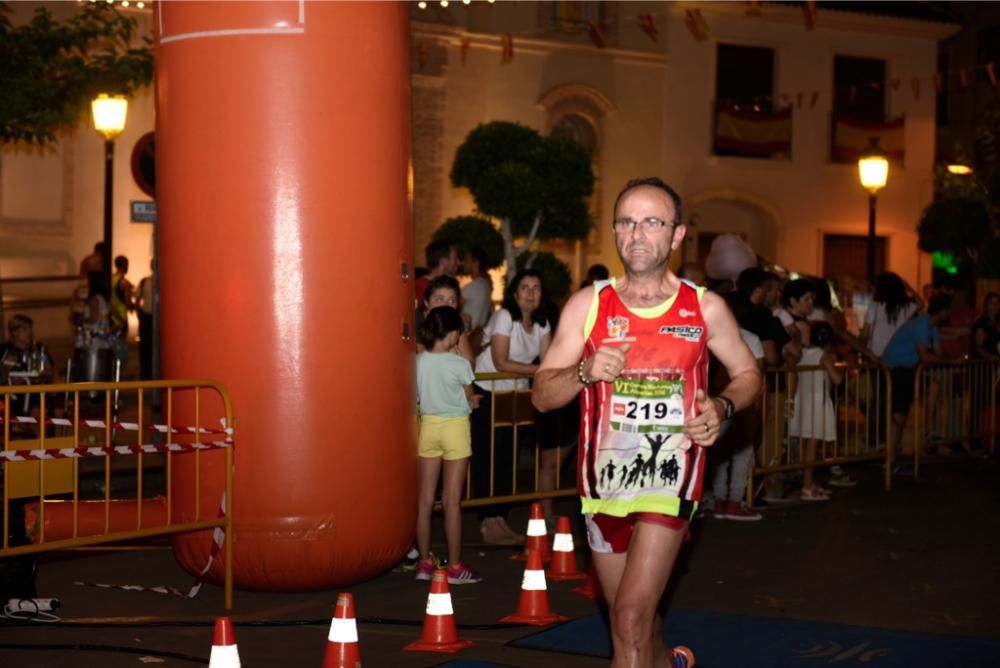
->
xmin=715 ymin=106 xmax=792 ymax=156
xmin=831 ymin=115 xmax=905 ymax=163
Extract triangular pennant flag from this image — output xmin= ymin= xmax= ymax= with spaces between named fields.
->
xmin=959 ymin=68 xmax=969 ymax=88
xmin=890 ymin=79 xmax=901 ymax=91
xmin=638 ymin=14 xmax=658 ymax=42
xmin=810 ymin=91 xmax=820 ymax=109
xmin=460 ymin=37 xmax=470 ymax=65
xmin=588 ymin=21 xmax=607 ymax=49
xmin=780 ymin=93 xmax=790 ymax=105
xmin=417 ymin=44 xmax=429 ymax=70
xmin=988 ymin=63 xmax=998 ymax=87
xmin=803 ymin=1 xmax=817 ymax=30
xmin=501 ymin=33 xmax=513 ymax=64
xmin=746 ymin=0 xmax=762 ymax=16
xmin=685 ymin=9 xmax=709 ymax=41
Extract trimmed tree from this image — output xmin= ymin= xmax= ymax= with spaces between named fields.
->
xmin=0 ymin=2 xmax=152 ymax=144
xmin=449 ymin=121 xmax=594 ymax=286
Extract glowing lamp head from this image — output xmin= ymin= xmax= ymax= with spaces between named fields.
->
xmin=857 ymin=137 xmax=888 ymax=194
xmin=946 ymin=163 xmax=974 ymax=176
xmin=91 ymin=94 xmax=128 ymax=140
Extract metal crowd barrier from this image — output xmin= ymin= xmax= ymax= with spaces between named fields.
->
xmin=460 ymin=372 xmax=577 ymax=508
xmin=912 ymin=360 xmax=999 ymax=479
xmin=749 ymin=363 xmax=894 ymax=503
xmin=1 ymin=379 xmax=234 ymax=609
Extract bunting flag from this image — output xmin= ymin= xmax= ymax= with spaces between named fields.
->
xmin=715 ymin=106 xmax=792 ymax=156
xmin=417 ymin=43 xmax=429 ymax=70
xmin=588 ymin=21 xmax=607 ymax=49
xmin=746 ymin=0 xmax=762 ymax=16
xmin=803 ymin=1 xmax=817 ymax=30
xmin=501 ymin=33 xmax=513 ymax=64
xmin=638 ymin=14 xmax=658 ymax=42
xmin=911 ymin=77 xmax=921 ymax=100
xmin=831 ymin=115 xmax=905 ymax=163
xmin=780 ymin=93 xmax=790 ymax=105
xmin=959 ymin=68 xmax=969 ymax=88
xmin=685 ymin=9 xmax=709 ymax=41
xmin=460 ymin=37 xmax=470 ymax=65
xmin=810 ymin=91 xmax=820 ymax=109
xmin=890 ymin=79 xmax=901 ymax=91
xmin=988 ymin=63 xmax=998 ymax=87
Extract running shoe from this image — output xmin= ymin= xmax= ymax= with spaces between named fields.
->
xmin=414 ymin=557 xmax=437 ymax=581
xmin=720 ymin=501 xmax=762 ymax=522
xmin=672 ymin=645 xmax=696 ymax=667
xmin=827 ymin=475 xmax=857 ymax=488
xmin=445 ymin=561 xmax=483 ymax=585
xmin=400 ymin=546 xmax=421 ymax=572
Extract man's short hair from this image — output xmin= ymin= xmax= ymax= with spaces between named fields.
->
xmin=737 ymin=267 xmax=777 ymax=296
xmin=8 ymin=314 xmax=32 ymax=335
xmin=94 ymin=242 xmax=105 ymax=253
xmin=928 ymin=293 xmax=952 ymax=316
xmin=114 ymin=255 xmax=128 ymax=271
xmin=612 ymin=177 xmax=682 ymax=227
xmin=424 ymin=240 xmax=455 ymax=269
xmin=781 ymin=278 xmax=815 ymax=307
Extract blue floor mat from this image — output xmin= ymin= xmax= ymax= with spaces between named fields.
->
xmin=509 ymin=609 xmax=1000 ymax=667
xmin=429 ymin=662 xmax=515 ymax=668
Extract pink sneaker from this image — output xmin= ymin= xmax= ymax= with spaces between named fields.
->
xmin=445 ymin=561 xmax=482 ymax=585
xmin=414 ymin=557 xmax=436 ymax=581
xmin=722 ymin=501 xmax=762 ymax=522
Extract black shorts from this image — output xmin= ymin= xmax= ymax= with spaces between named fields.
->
xmin=890 ymin=366 xmax=916 ymax=416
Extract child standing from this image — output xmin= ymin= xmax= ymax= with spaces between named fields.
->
xmin=789 ymin=321 xmax=844 ymax=501
xmin=414 ymin=306 xmax=482 ymax=584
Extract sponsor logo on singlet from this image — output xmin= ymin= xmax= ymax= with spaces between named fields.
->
xmin=678 ymin=308 xmax=696 ymax=318
xmin=607 ymin=316 xmax=630 ymax=339
xmin=658 ymin=325 xmax=704 ymax=342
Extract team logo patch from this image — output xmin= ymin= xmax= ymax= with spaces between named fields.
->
xmin=607 ymin=316 xmax=630 ymax=339
xmin=658 ymin=325 xmax=704 ymax=341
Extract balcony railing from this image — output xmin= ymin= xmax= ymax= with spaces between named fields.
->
xmin=712 ymin=101 xmax=793 ymax=160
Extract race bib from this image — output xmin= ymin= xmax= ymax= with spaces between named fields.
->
xmin=609 ymin=368 xmax=685 ymax=435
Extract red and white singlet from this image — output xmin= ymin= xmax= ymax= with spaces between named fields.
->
xmin=578 ymin=279 xmax=710 ymax=519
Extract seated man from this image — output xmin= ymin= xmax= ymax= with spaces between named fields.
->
xmin=1 ymin=315 xmax=55 ymax=417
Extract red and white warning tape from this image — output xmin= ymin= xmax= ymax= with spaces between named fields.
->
xmin=0 ymin=440 xmax=232 ymax=462
xmin=0 ymin=413 xmax=231 ymax=436
xmin=74 ymin=491 xmax=229 ymax=600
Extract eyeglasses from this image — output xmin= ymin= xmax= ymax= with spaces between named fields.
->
xmin=612 ymin=217 xmax=673 ymax=234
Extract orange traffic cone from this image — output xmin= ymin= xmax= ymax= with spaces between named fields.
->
xmin=322 ymin=593 xmax=362 ymax=668
xmin=208 ymin=616 xmax=241 ymax=668
xmin=404 ymin=568 xmax=474 ymax=653
xmin=548 ymin=516 xmax=586 ymax=581
xmin=572 ymin=562 xmax=604 ymax=600
xmin=513 ymin=502 xmax=551 ymax=562
xmin=500 ymin=548 xmax=567 ymax=626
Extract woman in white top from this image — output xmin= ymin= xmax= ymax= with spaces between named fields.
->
xmin=862 ymin=272 xmax=919 ymax=358
xmin=470 ymin=270 xmax=551 ymax=544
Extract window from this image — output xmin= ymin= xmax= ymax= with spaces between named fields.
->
xmin=833 ymin=55 xmax=886 ymax=123
xmin=551 ymin=113 xmax=597 ymax=157
xmin=714 ymin=44 xmax=790 ymax=159
xmin=716 ymin=44 xmax=775 ymax=110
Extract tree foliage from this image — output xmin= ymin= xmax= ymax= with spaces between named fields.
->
xmin=0 ymin=2 xmax=153 ymax=144
xmin=431 ymin=216 xmax=505 ymax=271
xmin=448 ymin=121 xmax=595 ymax=284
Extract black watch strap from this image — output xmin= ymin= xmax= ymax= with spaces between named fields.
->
xmin=718 ymin=395 xmax=735 ymax=421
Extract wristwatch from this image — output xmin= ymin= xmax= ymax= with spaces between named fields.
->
xmin=716 ymin=395 xmax=735 ymax=421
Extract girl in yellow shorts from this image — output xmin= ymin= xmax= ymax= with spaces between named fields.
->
xmin=415 ymin=306 xmax=482 ymax=584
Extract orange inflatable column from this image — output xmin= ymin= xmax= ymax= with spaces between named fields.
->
xmin=155 ymin=2 xmax=414 ymax=590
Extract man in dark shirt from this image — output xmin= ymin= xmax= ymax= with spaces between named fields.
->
xmin=732 ymin=268 xmax=799 ymax=367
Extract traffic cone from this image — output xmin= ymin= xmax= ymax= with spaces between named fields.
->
xmin=512 ymin=502 xmax=551 ymax=562
xmin=404 ymin=569 xmax=474 ymax=653
xmin=208 ymin=616 xmax=241 ymax=668
xmin=547 ymin=516 xmax=586 ymax=581
xmin=572 ymin=563 xmax=604 ymax=600
xmin=322 ymin=593 xmax=361 ymax=668
xmin=500 ymin=548 xmax=567 ymax=626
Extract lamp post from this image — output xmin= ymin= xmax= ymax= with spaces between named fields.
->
xmin=858 ymin=136 xmax=889 ymax=287
xmin=91 ymin=94 xmax=129 ymax=297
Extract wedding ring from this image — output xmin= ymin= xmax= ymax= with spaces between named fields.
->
xmin=704 ymin=423 xmax=710 ymax=433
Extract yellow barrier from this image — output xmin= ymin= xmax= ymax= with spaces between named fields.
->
xmin=1 ymin=379 xmax=234 ymax=609
xmin=460 ymin=372 xmax=577 ymax=508
xmin=749 ymin=363 xmax=894 ymax=503
xmin=912 ymin=360 xmax=999 ymax=479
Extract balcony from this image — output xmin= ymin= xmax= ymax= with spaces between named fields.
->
xmin=712 ymin=101 xmax=793 ymax=161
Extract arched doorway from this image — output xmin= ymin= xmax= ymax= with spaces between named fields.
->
xmin=683 ymin=192 xmax=780 ymax=270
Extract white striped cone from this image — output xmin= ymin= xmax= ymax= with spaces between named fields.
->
xmin=548 ymin=516 xmax=586 ymax=581
xmin=208 ymin=616 xmax=241 ymax=668
xmin=404 ymin=569 xmax=473 ymax=652
xmin=514 ymin=501 xmax=551 ymax=562
xmin=322 ymin=593 xmax=361 ymax=668
xmin=500 ymin=548 xmax=567 ymax=626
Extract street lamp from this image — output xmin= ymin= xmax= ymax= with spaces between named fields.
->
xmin=92 ymin=93 xmax=129 ymax=297
xmin=858 ymin=136 xmax=889 ymax=287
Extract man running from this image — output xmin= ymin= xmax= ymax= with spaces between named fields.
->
xmin=533 ymin=177 xmax=761 ymax=668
